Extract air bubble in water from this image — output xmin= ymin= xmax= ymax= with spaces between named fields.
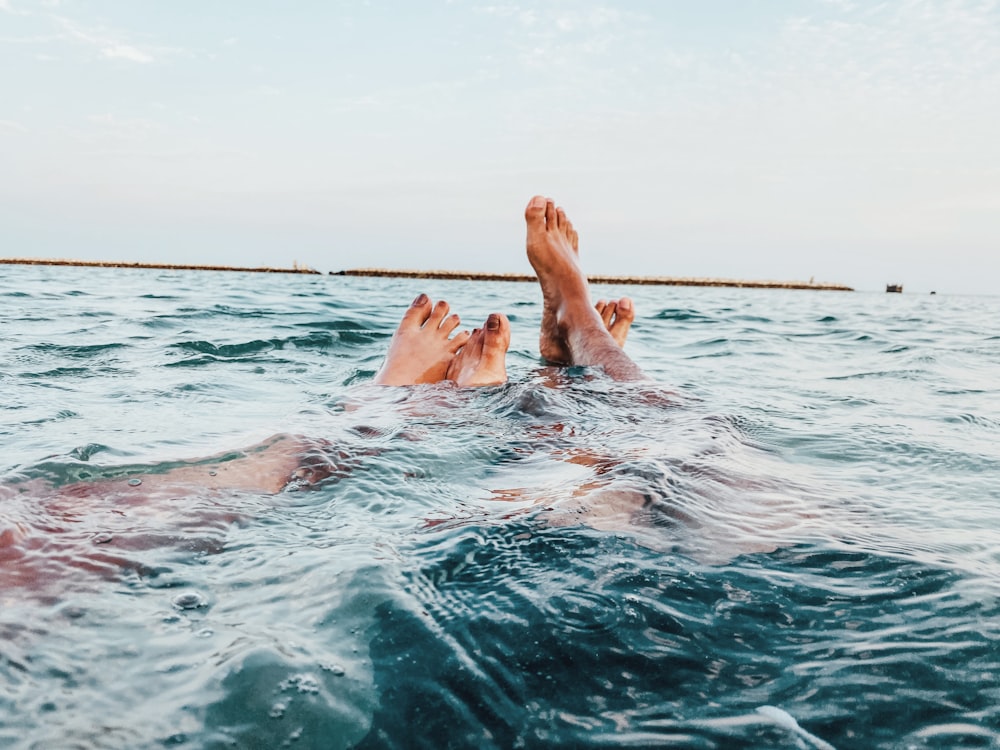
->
xmin=280 ymin=674 xmax=321 ymax=694
xmin=171 ymin=591 xmax=206 ymax=610
xmin=127 ymin=478 xmax=142 ymax=487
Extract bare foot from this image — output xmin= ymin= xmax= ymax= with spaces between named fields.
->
xmin=445 ymin=313 xmax=510 ymax=387
xmin=525 ymin=196 xmax=644 ymax=381
xmin=374 ymin=294 xmax=471 ymax=386
xmin=538 ymin=214 xmax=579 ymax=365
xmin=594 ymin=297 xmax=635 ymax=349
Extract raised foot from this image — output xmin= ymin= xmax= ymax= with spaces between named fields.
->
xmin=526 ymin=196 xmax=592 ymax=365
xmin=525 ymin=195 xmax=646 ymax=381
xmin=374 ymin=294 xmax=470 ymax=386
xmin=446 ymin=313 xmax=510 ymax=387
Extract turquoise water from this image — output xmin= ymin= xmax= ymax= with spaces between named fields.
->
xmin=2 ymin=265 xmax=999 ymax=749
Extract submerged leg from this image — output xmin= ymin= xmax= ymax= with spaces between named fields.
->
xmin=543 ymin=297 xmax=636 ymax=365
xmin=525 ymin=196 xmax=645 ymax=381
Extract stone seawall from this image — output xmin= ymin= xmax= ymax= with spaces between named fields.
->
xmin=1 ymin=258 xmax=320 ymax=274
xmin=334 ymin=268 xmax=854 ymax=291
xmin=0 ymin=259 xmax=854 ymax=290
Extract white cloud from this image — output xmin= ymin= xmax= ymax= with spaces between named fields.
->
xmin=0 ymin=0 xmax=27 ymax=14
xmin=819 ymin=0 xmax=858 ymax=10
xmin=0 ymin=119 xmax=28 ymax=132
xmin=777 ymin=0 xmax=1000 ymax=88
xmin=101 ymin=43 xmax=152 ymax=63
xmin=555 ymin=15 xmax=575 ymax=31
xmin=473 ymin=3 xmax=641 ymax=77
xmin=53 ymin=15 xmax=156 ymax=63
xmin=80 ymin=113 xmax=165 ymax=145
xmin=251 ymin=85 xmax=282 ymax=97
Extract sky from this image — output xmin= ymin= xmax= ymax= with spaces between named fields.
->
xmin=1 ymin=0 xmax=998 ymax=294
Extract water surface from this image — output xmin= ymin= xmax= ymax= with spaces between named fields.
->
xmin=2 ymin=265 xmax=998 ymax=748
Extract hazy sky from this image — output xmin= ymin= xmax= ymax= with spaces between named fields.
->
xmin=2 ymin=1 xmax=998 ymax=294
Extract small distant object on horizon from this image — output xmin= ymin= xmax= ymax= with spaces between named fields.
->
xmin=886 ymin=283 xmax=903 ymax=293
xmin=930 ymin=291 xmax=937 ymax=295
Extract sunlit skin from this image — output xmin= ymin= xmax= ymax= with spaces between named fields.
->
xmin=525 ymin=195 xmax=646 ymax=382
xmin=533 ymin=203 xmax=634 ymax=365
xmin=373 ymin=294 xmax=471 ymax=386
xmin=445 ymin=313 xmax=511 ymax=387
xmin=594 ymin=298 xmax=635 ymax=349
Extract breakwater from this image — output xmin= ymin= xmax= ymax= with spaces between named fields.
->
xmin=335 ymin=268 xmax=854 ymax=291
xmin=0 ymin=258 xmax=853 ymax=290
xmin=0 ymin=258 xmax=321 ymax=274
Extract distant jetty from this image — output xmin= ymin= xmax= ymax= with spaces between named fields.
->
xmin=1 ymin=258 xmax=853 ymax=290
xmin=334 ymin=268 xmax=854 ymax=291
xmin=0 ymin=258 xmax=321 ymax=274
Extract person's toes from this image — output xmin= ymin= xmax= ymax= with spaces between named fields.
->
xmin=557 ymin=207 xmax=567 ymax=229
xmin=598 ymin=300 xmax=617 ymax=329
xmin=561 ymin=212 xmax=574 ymax=240
xmin=440 ymin=312 xmax=462 ymax=337
xmin=398 ymin=293 xmax=433 ymax=329
xmin=595 ymin=299 xmax=607 ymax=316
xmin=447 ymin=328 xmax=472 ymax=353
xmin=608 ymin=297 xmax=635 ymax=346
xmin=569 ymin=227 xmax=579 ymax=252
xmin=544 ymin=198 xmax=558 ymax=229
xmin=427 ymin=299 xmax=451 ymax=329
xmin=482 ymin=313 xmax=511 ymax=353
xmin=465 ymin=327 xmax=485 ymax=359
xmin=616 ymin=297 xmax=635 ymax=323
xmin=525 ymin=195 xmax=548 ymax=228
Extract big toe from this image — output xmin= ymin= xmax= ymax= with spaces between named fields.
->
xmin=615 ymin=297 xmax=635 ymax=324
xmin=525 ymin=195 xmax=548 ymax=229
xmin=482 ymin=313 xmax=511 ymax=353
xmin=607 ymin=297 xmax=635 ymax=347
xmin=399 ymin=293 xmax=433 ymax=328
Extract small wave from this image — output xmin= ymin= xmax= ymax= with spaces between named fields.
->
xmin=22 ymin=342 xmax=128 ymax=358
xmin=653 ymin=308 xmax=715 ymax=322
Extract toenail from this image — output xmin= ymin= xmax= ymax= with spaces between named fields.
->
xmin=486 ymin=314 xmax=500 ymax=330
xmin=412 ymin=293 xmax=429 ymax=306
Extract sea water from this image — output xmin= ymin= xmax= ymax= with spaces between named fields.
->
xmin=1 ymin=265 xmax=998 ymax=749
